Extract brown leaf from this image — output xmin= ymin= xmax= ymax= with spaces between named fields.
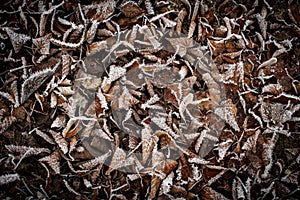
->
xmin=65 ymin=120 xmax=82 ymax=139
xmin=35 ymin=129 xmax=55 ymax=144
xmin=214 ymin=100 xmax=240 ymax=132
xmin=49 ymin=130 xmax=69 ymax=154
xmin=0 ymin=174 xmax=20 ymax=186
xmin=32 ymin=33 xmax=52 ymax=55
xmin=0 ymin=115 xmax=16 ymax=134
xmin=106 ymin=148 xmax=135 ymax=174
xmin=5 ymin=145 xmax=50 ymax=158
xmin=120 ymin=1 xmax=144 ymax=18
xmin=5 ymin=28 xmax=31 ymax=53
xmin=201 ymin=186 xmax=230 ymax=200
xmin=79 ymin=151 xmax=111 ymax=170
xmin=39 ymin=150 xmax=61 ymax=174
xmin=20 ymin=61 xmax=60 ymax=104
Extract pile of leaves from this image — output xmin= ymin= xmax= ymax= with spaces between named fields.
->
xmin=0 ymin=0 xmax=299 ymax=199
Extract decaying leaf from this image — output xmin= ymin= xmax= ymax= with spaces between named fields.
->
xmin=0 ymin=174 xmax=20 ymax=186
xmin=217 ymin=139 xmax=233 ymax=161
xmin=20 ymin=61 xmax=60 ymax=104
xmin=49 ymin=130 xmax=68 ymax=154
xmin=82 ymin=0 xmax=115 ymax=21
xmin=0 ymin=115 xmax=16 ymax=134
xmin=39 ymin=150 xmax=61 ymax=174
xmin=63 ymin=179 xmax=81 ymax=196
xmin=5 ymin=145 xmax=50 ymax=157
xmin=35 ymin=129 xmax=55 ymax=144
xmin=5 ymin=28 xmax=31 ymax=53
xmin=32 ymin=33 xmax=52 ymax=55
xmin=120 ymin=1 xmax=144 ymax=18
xmin=0 ymin=0 xmax=299 ymax=199
xmin=106 ymin=148 xmax=135 ymax=174
xmin=215 ymin=100 xmax=240 ymax=132
xmin=51 ymin=115 xmax=66 ymax=129
xmin=79 ymin=151 xmax=111 ymax=170
xmin=242 ymin=129 xmax=261 ymax=152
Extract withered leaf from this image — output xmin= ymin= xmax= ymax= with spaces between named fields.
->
xmin=20 ymin=61 xmax=60 ymax=104
xmin=215 ymin=100 xmax=240 ymax=132
xmin=5 ymin=145 xmax=50 ymax=157
xmin=39 ymin=150 xmax=61 ymax=174
xmin=5 ymin=28 xmax=31 ymax=53
xmin=49 ymin=130 xmax=69 ymax=154
xmin=120 ymin=1 xmax=144 ymax=18
xmin=106 ymin=147 xmax=135 ymax=174
xmin=201 ymin=186 xmax=230 ymax=200
xmin=0 ymin=174 xmax=20 ymax=186
xmin=83 ymin=0 xmax=115 ymax=21
xmin=0 ymin=115 xmax=16 ymax=134
xmin=35 ymin=129 xmax=55 ymax=144
xmin=142 ymin=125 xmax=158 ymax=164
xmin=217 ymin=139 xmax=233 ymax=161
xmin=32 ymin=33 xmax=52 ymax=55
xmin=63 ymin=179 xmax=81 ymax=196
xmin=79 ymin=151 xmax=111 ymax=170
xmin=51 ymin=115 xmax=66 ymax=129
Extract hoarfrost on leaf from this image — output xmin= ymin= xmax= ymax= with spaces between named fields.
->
xmin=215 ymin=100 xmax=240 ymax=132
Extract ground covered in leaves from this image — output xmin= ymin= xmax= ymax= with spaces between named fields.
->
xmin=0 ymin=0 xmax=300 ymax=199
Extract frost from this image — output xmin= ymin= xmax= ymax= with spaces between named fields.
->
xmin=217 ymin=139 xmax=233 ymax=161
xmin=215 ymin=100 xmax=240 ymax=132
xmin=0 ymin=174 xmax=20 ymax=185
xmin=39 ymin=150 xmax=61 ymax=174
xmin=5 ymin=28 xmax=31 ymax=53
xmin=20 ymin=61 xmax=60 ymax=104
xmin=79 ymin=151 xmax=111 ymax=170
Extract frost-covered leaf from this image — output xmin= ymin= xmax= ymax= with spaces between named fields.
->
xmin=142 ymin=125 xmax=158 ymax=164
xmin=201 ymin=186 xmax=229 ymax=200
xmin=5 ymin=28 xmax=30 ymax=53
xmin=20 ymin=61 xmax=60 ymax=104
xmin=63 ymin=179 xmax=80 ymax=196
xmin=215 ymin=100 xmax=240 ymax=131
xmin=49 ymin=130 xmax=68 ymax=154
xmin=217 ymin=139 xmax=233 ymax=161
xmin=159 ymin=172 xmax=174 ymax=195
xmin=5 ymin=145 xmax=50 ymax=157
xmin=32 ymin=33 xmax=51 ymax=55
xmin=82 ymin=0 xmax=115 ymax=21
xmin=106 ymin=148 xmax=135 ymax=174
xmin=120 ymin=1 xmax=144 ymax=18
xmin=242 ymin=129 xmax=261 ymax=152
xmin=79 ymin=151 xmax=111 ymax=170
xmin=35 ymin=129 xmax=55 ymax=144
xmin=0 ymin=174 xmax=20 ymax=185
xmin=39 ymin=150 xmax=61 ymax=174
xmin=0 ymin=115 xmax=16 ymax=134
xmin=51 ymin=115 xmax=66 ymax=129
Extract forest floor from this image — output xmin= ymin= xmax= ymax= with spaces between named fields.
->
xmin=0 ymin=0 xmax=300 ymax=199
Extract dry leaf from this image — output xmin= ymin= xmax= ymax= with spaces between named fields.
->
xmin=120 ymin=1 xmax=144 ymax=18
xmin=0 ymin=115 xmax=16 ymax=134
xmin=5 ymin=28 xmax=31 ymax=53
xmin=39 ymin=150 xmax=61 ymax=174
xmin=217 ymin=139 xmax=233 ymax=161
xmin=215 ymin=100 xmax=240 ymax=132
xmin=51 ymin=115 xmax=66 ymax=129
xmin=0 ymin=174 xmax=20 ymax=185
xmin=79 ymin=151 xmax=111 ymax=170
xmin=20 ymin=61 xmax=60 ymax=104
xmin=106 ymin=148 xmax=135 ymax=174
xmin=49 ymin=130 xmax=69 ymax=154
xmin=35 ymin=129 xmax=55 ymax=144
xmin=5 ymin=145 xmax=50 ymax=157
xmin=32 ymin=33 xmax=52 ymax=55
